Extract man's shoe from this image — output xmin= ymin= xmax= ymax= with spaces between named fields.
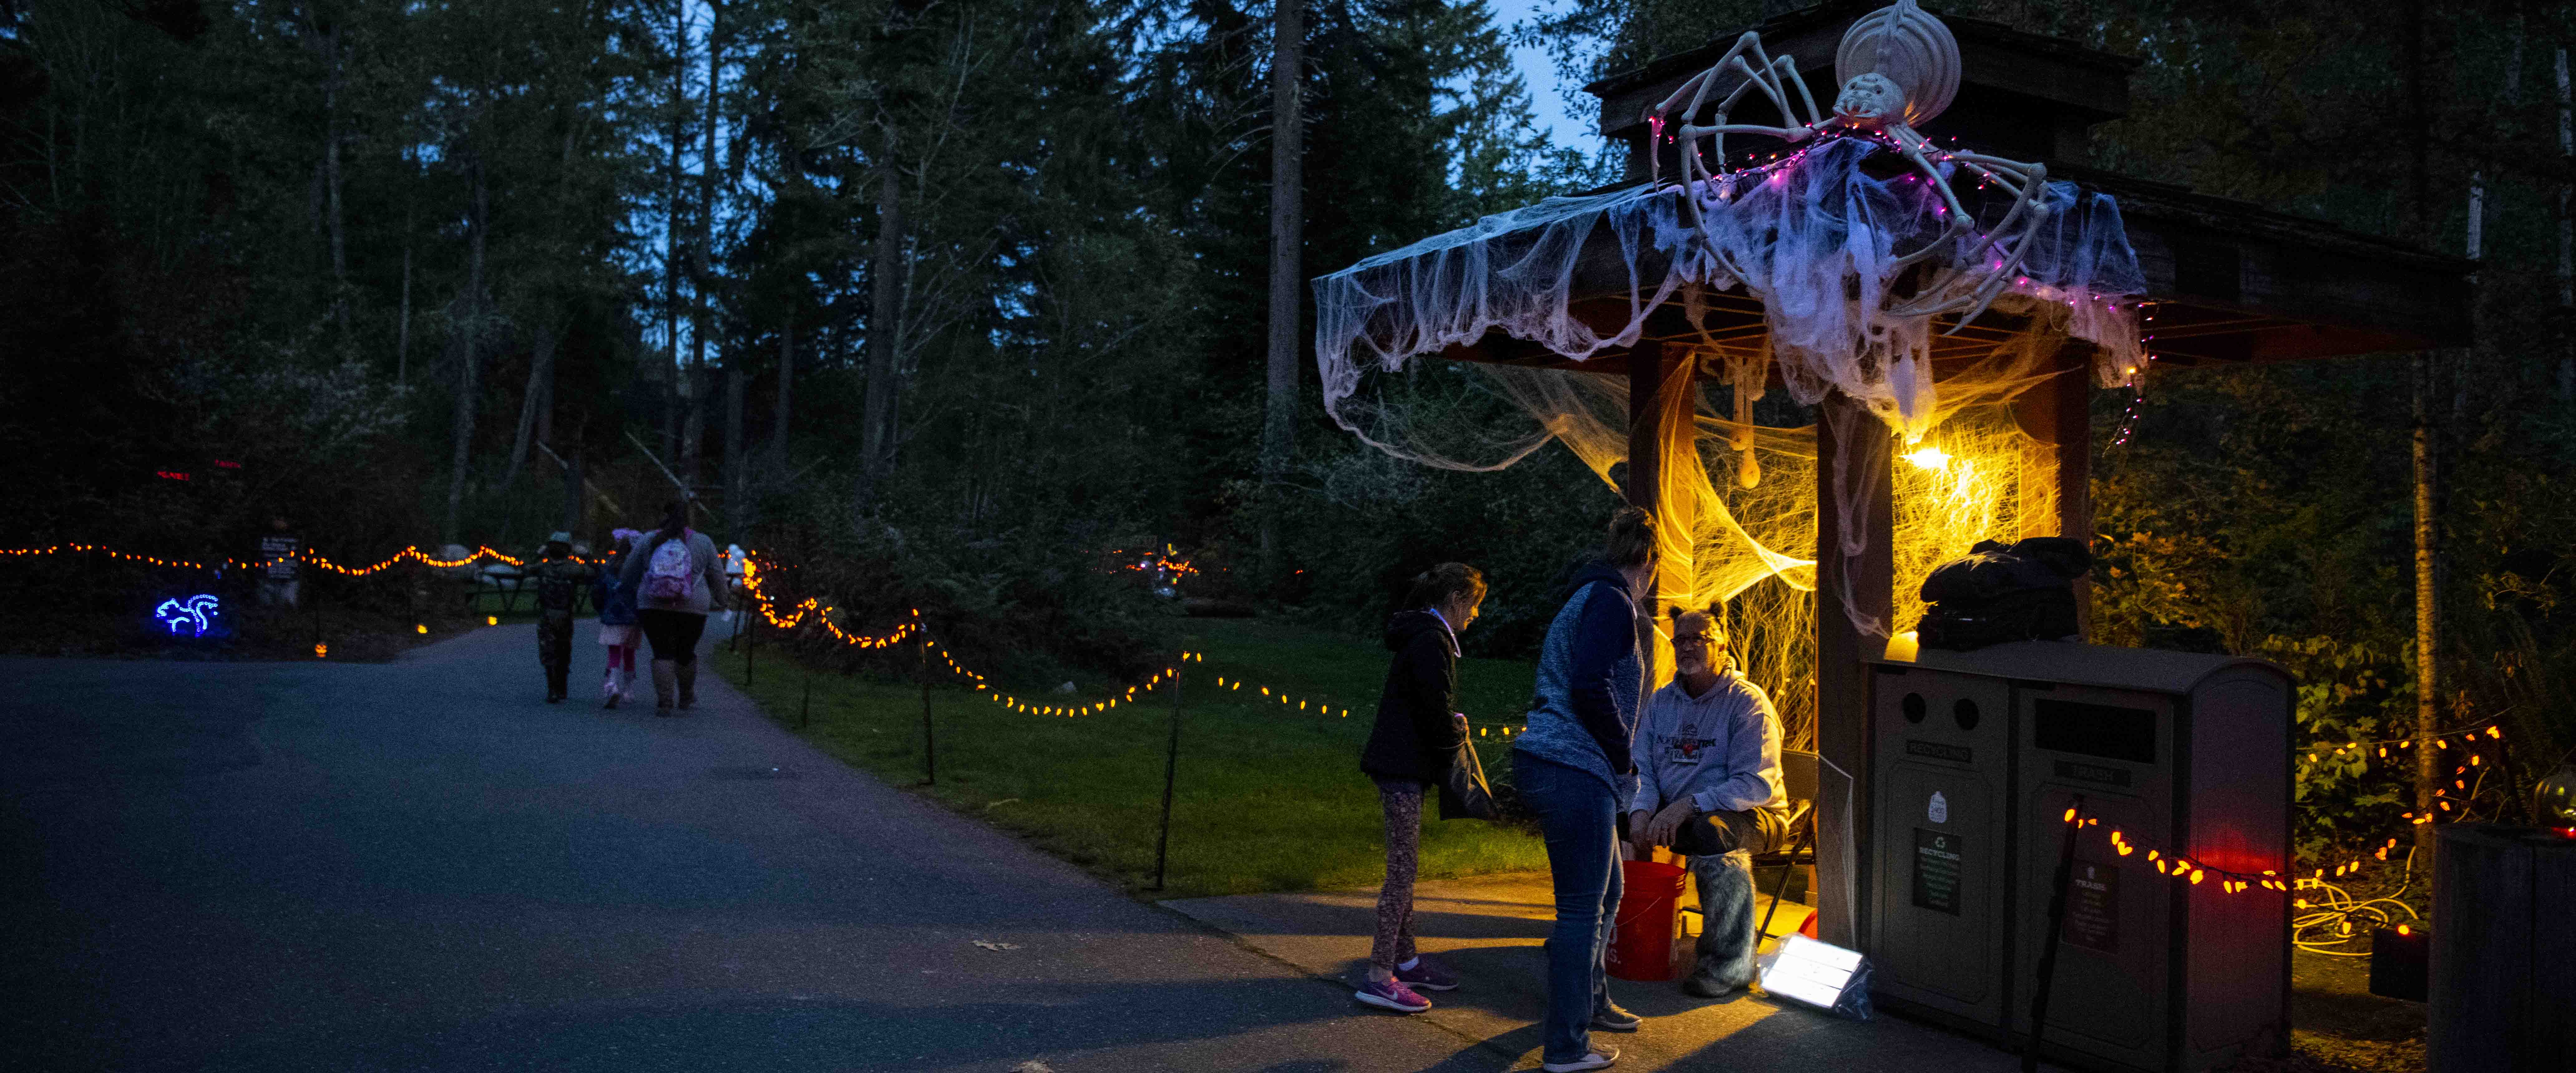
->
xmin=1542 ymin=1047 xmax=1618 ymax=1072
xmin=1590 ymin=1002 xmax=1642 ymax=1032
xmin=1394 ymin=954 xmax=1459 ymax=992
xmin=1681 ymin=971 xmax=1742 ymax=998
xmin=1353 ymin=976 xmax=1431 ymax=1013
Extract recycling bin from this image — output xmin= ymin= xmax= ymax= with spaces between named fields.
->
xmin=1864 ymin=638 xmax=2292 ymax=1073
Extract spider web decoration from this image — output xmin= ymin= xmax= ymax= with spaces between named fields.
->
xmin=1310 ymin=0 xmax=2146 ymax=695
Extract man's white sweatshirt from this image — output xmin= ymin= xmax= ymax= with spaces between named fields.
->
xmin=1629 ymin=668 xmax=1785 ymax=816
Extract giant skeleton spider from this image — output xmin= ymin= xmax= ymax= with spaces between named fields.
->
xmin=1644 ymin=0 xmax=2052 ymax=335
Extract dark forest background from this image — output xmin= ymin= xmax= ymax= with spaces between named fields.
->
xmin=5 ymin=1 xmax=2573 ymax=845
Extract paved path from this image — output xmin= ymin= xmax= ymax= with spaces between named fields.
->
xmin=1166 ymin=874 xmax=2064 ymax=1073
xmin=1 ymin=623 xmax=1499 ymax=1073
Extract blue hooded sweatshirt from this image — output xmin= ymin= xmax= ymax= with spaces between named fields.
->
xmin=1512 ymin=561 xmax=1645 ymax=801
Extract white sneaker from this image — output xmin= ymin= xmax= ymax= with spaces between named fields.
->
xmin=1542 ymin=1048 xmax=1618 ymax=1073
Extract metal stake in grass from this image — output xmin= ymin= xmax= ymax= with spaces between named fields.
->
xmin=799 ymin=660 xmax=813 ymax=729
xmin=1150 ymin=662 xmax=1185 ymax=892
xmin=918 ymin=639 xmax=937 ymax=786
xmin=744 ymin=603 xmax=756 ymax=687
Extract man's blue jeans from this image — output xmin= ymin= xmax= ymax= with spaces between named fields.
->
xmin=1514 ymin=752 xmax=1622 ymax=1065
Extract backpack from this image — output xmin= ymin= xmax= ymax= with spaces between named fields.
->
xmin=534 ymin=559 xmax=581 ymax=612
xmin=642 ymin=533 xmax=697 ymax=602
xmin=1914 ymin=537 xmax=2092 ymax=651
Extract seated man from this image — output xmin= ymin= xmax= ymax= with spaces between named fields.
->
xmin=1628 ymin=606 xmax=1790 ymax=997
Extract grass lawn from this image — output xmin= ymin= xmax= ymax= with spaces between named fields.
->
xmin=710 ymin=614 xmax=1547 ymax=899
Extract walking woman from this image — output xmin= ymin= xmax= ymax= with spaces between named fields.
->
xmin=1510 ymin=506 xmax=1657 ymax=1072
xmin=594 ymin=529 xmax=643 ymax=708
xmin=1354 ymin=563 xmax=1486 ymax=1014
xmin=617 ymin=503 xmax=729 ymax=713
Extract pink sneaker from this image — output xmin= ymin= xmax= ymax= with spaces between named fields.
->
xmin=1354 ymin=976 xmax=1431 ymax=1013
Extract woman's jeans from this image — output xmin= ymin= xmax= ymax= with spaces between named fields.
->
xmin=1514 ymin=752 xmax=1622 ymax=1064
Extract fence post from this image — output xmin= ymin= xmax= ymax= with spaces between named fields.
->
xmin=1150 ymin=660 xmax=1186 ymax=892
xmin=919 ymin=640 xmax=937 ymax=786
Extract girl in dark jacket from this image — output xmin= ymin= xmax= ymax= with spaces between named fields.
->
xmin=1354 ymin=562 xmax=1486 ymax=1014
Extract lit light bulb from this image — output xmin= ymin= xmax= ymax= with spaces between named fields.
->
xmin=1904 ymin=447 xmax=1950 ymax=471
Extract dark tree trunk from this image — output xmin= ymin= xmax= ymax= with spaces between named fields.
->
xmin=1261 ymin=0 xmax=1303 ymax=578
xmin=321 ymin=19 xmax=348 ymax=338
xmin=858 ymin=154 xmax=903 ymax=512
xmin=2413 ymin=353 xmax=2441 ymax=870
xmin=661 ymin=0 xmax=687 ymax=465
xmin=442 ymin=159 xmax=489 ymax=545
xmin=504 ymin=321 xmax=559 ymax=490
xmin=771 ymin=323 xmax=792 ymax=463
xmin=682 ymin=0 xmax=723 ymax=488
xmin=724 ymin=363 xmax=745 ymax=530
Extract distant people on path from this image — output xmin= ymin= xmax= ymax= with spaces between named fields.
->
xmin=1627 ymin=606 xmax=1787 ymax=998
xmin=619 ymin=502 xmax=728 ymax=713
xmin=529 ymin=532 xmax=596 ymax=704
xmin=1510 ymin=506 xmax=1656 ymax=1073
xmin=1354 ymin=562 xmax=1487 ymax=1015
xmin=257 ymin=516 xmax=301 ymax=608
xmin=594 ymin=529 xmax=643 ymax=708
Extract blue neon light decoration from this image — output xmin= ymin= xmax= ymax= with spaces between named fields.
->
xmin=154 ymin=594 xmax=221 ymax=637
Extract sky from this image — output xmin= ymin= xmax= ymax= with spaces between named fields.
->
xmin=1487 ymin=0 xmax=1603 ymax=153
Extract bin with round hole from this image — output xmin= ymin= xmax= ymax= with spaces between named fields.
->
xmin=1866 ymin=637 xmax=2292 ymax=1073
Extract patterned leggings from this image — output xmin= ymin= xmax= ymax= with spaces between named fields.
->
xmin=1372 ymin=776 xmax=1426 ymax=970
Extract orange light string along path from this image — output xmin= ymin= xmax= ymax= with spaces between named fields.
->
xmin=733 ymin=555 xmax=919 ymax=650
xmin=737 ymin=550 xmax=1423 ymax=727
xmin=1 ymin=543 xmax=581 ymax=576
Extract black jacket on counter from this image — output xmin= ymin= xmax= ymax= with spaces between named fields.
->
xmin=1361 ymin=609 xmax=1465 ymax=784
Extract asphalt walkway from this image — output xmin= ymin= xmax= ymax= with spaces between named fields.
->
xmin=2 ymin=623 xmax=1496 ymax=1072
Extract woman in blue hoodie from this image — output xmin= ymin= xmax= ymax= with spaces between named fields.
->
xmin=1510 ymin=506 xmax=1657 ymax=1073
xmin=1354 ymin=563 xmax=1485 ymax=1014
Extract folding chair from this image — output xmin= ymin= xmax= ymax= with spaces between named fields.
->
xmin=1755 ymin=748 xmax=1821 ymax=945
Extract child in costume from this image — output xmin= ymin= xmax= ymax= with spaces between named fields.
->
xmin=530 ymin=533 xmax=596 ymax=703
xmin=593 ymin=529 xmax=642 ymax=707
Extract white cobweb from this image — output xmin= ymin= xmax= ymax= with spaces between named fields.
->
xmin=1310 ymin=137 xmax=2147 ymax=745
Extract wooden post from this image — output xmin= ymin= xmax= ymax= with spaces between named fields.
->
xmin=1627 ymin=340 xmax=1695 ymax=685
xmin=2013 ymin=342 xmax=2093 ymax=635
xmin=1814 ymin=391 xmax=1894 ymax=949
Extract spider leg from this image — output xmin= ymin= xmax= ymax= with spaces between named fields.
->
xmin=1887 ymin=134 xmax=1972 ymax=268
xmin=1770 ymin=53 xmax=1823 ymax=130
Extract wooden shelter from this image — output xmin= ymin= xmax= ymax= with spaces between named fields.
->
xmin=1344 ymin=0 xmax=2472 ymax=961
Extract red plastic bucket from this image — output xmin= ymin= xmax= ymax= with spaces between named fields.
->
xmin=1607 ymin=859 xmax=1687 ymax=981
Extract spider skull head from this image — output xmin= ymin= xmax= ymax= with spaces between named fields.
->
xmin=1833 ymin=72 xmax=1906 ymax=128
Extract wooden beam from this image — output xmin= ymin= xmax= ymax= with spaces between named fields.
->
xmin=2013 ymin=343 xmax=2094 ymax=635
xmin=1813 ymin=391 xmax=1893 ymax=949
